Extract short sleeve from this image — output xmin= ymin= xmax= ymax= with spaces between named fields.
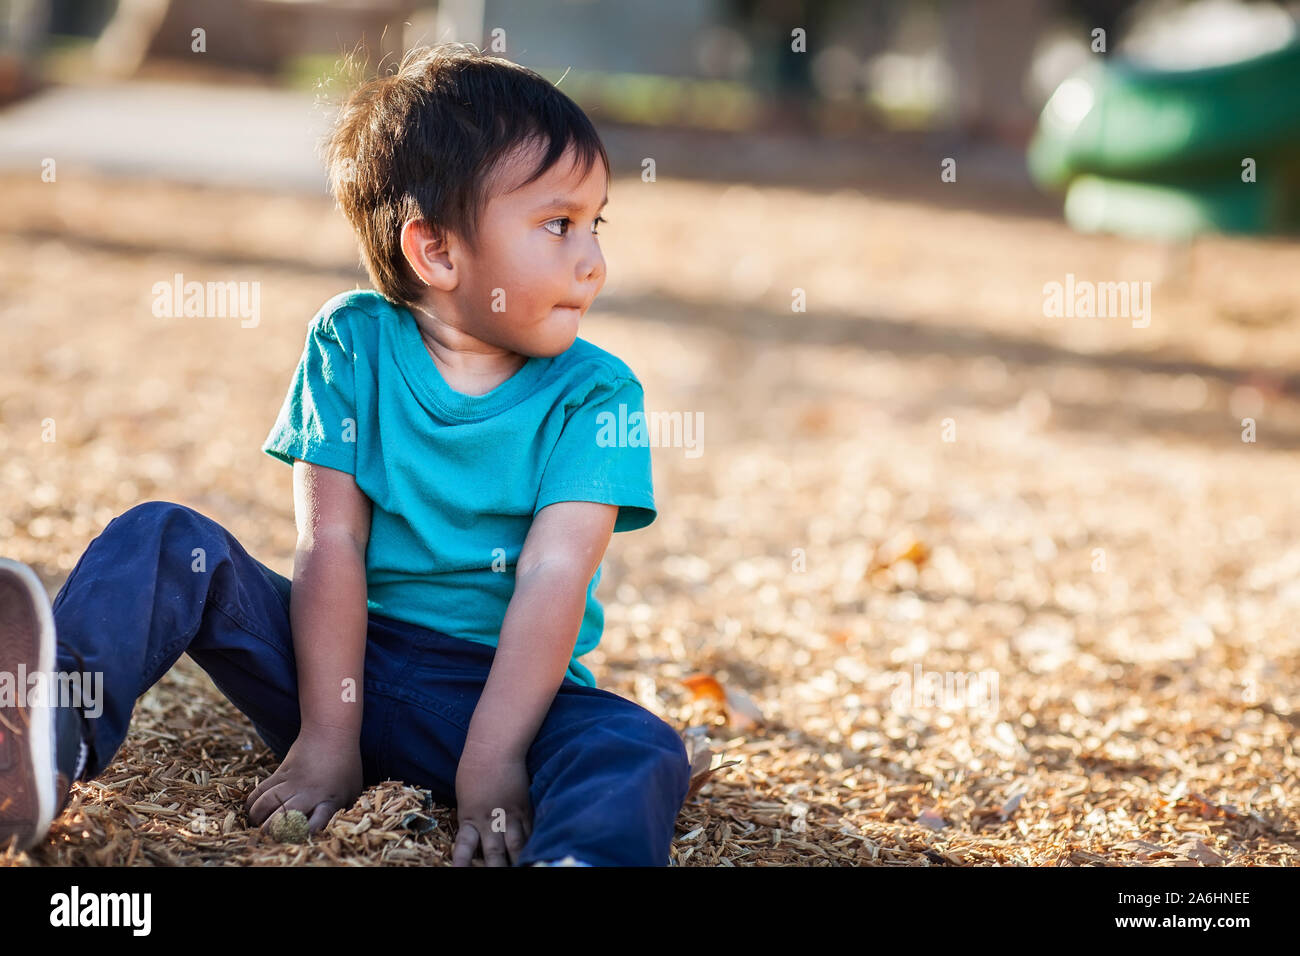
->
xmin=535 ymin=376 xmax=657 ymax=533
xmin=261 ymin=314 xmax=357 ymax=475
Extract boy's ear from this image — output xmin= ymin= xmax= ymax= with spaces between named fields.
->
xmin=400 ymin=218 xmax=458 ymax=292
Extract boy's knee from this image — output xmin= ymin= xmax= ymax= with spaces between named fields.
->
xmin=117 ymin=499 xmax=188 ymax=524
xmin=101 ymin=502 xmax=230 ymax=577
xmin=112 ymin=500 xmax=214 ymax=542
xmin=614 ymin=710 xmax=692 ymax=785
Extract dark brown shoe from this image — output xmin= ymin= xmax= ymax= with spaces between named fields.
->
xmin=0 ymin=558 xmax=58 ymax=853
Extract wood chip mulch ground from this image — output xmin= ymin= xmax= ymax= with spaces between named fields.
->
xmin=2 ymin=169 xmax=1297 ymax=866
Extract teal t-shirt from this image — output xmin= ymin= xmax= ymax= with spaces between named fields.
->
xmin=261 ymin=288 xmax=656 ymax=687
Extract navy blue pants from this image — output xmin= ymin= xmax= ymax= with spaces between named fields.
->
xmin=49 ymin=501 xmax=691 ymax=866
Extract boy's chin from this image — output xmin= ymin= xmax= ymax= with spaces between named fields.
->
xmin=529 ymin=335 xmax=577 ymax=358
xmin=525 ymin=325 xmax=579 ymax=357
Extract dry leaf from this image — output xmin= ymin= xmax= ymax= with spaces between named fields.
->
xmin=917 ymin=809 xmax=947 ymax=831
xmin=684 ymin=674 xmax=764 ymax=732
xmin=1185 ymin=792 xmax=1243 ymax=820
xmin=1117 ymin=839 xmax=1175 ymax=861
xmin=723 ymin=686 xmax=765 ymax=732
xmin=681 ymin=725 xmax=714 ymax=777
xmin=679 ymin=725 xmax=740 ymax=802
xmin=999 ymin=792 xmax=1025 ymax=821
xmin=684 ymin=759 xmax=741 ymax=803
xmin=1179 ymin=839 xmax=1224 ymax=865
xmin=869 ymin=531 xmax=930 ymax=571
xmin=798 ymin=403 xmax=834 ymax=433
xmin=682 ymin=673 xmax=727 ymax=705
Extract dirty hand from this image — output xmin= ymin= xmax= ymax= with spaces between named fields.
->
xmin=244 ymin=724 xmax=363 ymax=835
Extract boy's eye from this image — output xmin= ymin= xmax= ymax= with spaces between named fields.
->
xmin=544 ymin=216 xmax=608 ymax=237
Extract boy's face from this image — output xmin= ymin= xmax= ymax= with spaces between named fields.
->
xmin=451 ymin=141 xmax=608 ymax=358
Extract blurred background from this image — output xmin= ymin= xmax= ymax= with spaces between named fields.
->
xmin=4 ymin=0 xmax=1300 ymax=866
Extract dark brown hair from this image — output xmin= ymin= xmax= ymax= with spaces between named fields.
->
xmin=322 ymin=43 xmax=609 ymax=306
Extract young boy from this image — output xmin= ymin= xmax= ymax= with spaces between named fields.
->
xmin=0 ymin=43 xmax=692 ymax=866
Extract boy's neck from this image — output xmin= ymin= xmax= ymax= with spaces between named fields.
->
xmin=409 ymin=301 xmax=528 ymax=396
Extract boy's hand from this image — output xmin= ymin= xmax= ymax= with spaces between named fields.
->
xmin=244 ymin=724 xmax=363 ymax=835
xmin=452 ymin=748 xmax=533 ymax=866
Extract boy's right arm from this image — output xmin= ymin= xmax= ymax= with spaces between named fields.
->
xmin=289 ymin=457 xmax=372 ymax=742
xmin=244 ymin=458 xmax=371 ymax=831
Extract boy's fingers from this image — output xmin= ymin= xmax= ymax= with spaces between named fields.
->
xmin=248 ymin=784 xmax=293 ymax=826
xmin=481 ymin=829 xmax=510 ymax=867
xmin=452 ymin=822 xmax=480 ymax=867
xmin=505 ymin=815 xmax=528 ymax=866
xmin=244 ymin=769 xmax=286 ymax=813
xmin=244 ymin=777 xmax=269 ymax=812
xmin=256 ymin=802 xmax=285 ymax=831
xmin=306 ymin=803 xmax=336 ymax=834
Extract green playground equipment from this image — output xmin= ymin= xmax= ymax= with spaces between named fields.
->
xmin=1027 ymin=41 xmax=1300 ymax=238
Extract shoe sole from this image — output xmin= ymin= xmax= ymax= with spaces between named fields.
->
xmin=0 ymin=557 xmax=56 ymax=854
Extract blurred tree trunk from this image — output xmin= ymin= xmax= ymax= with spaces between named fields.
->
xmin=93 ymin=0 xmax=173 ymax=78
xmin=0 ymin=0 xmax=50 ymax=103
xmin=944 ymin=0 xmax=1049 ymax=145
xmin=722 ymin=0 xmax=866 ymax=133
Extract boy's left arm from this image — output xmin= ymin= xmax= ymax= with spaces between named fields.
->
xmin=452 ymin=499 xmax=618 ymax=866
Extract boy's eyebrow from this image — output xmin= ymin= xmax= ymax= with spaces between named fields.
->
xmin=536 ymin=195 xmax=609 ymax=214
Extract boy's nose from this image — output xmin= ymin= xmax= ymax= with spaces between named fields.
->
xmin=578 ymin=244 xmax=605 ymax=285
